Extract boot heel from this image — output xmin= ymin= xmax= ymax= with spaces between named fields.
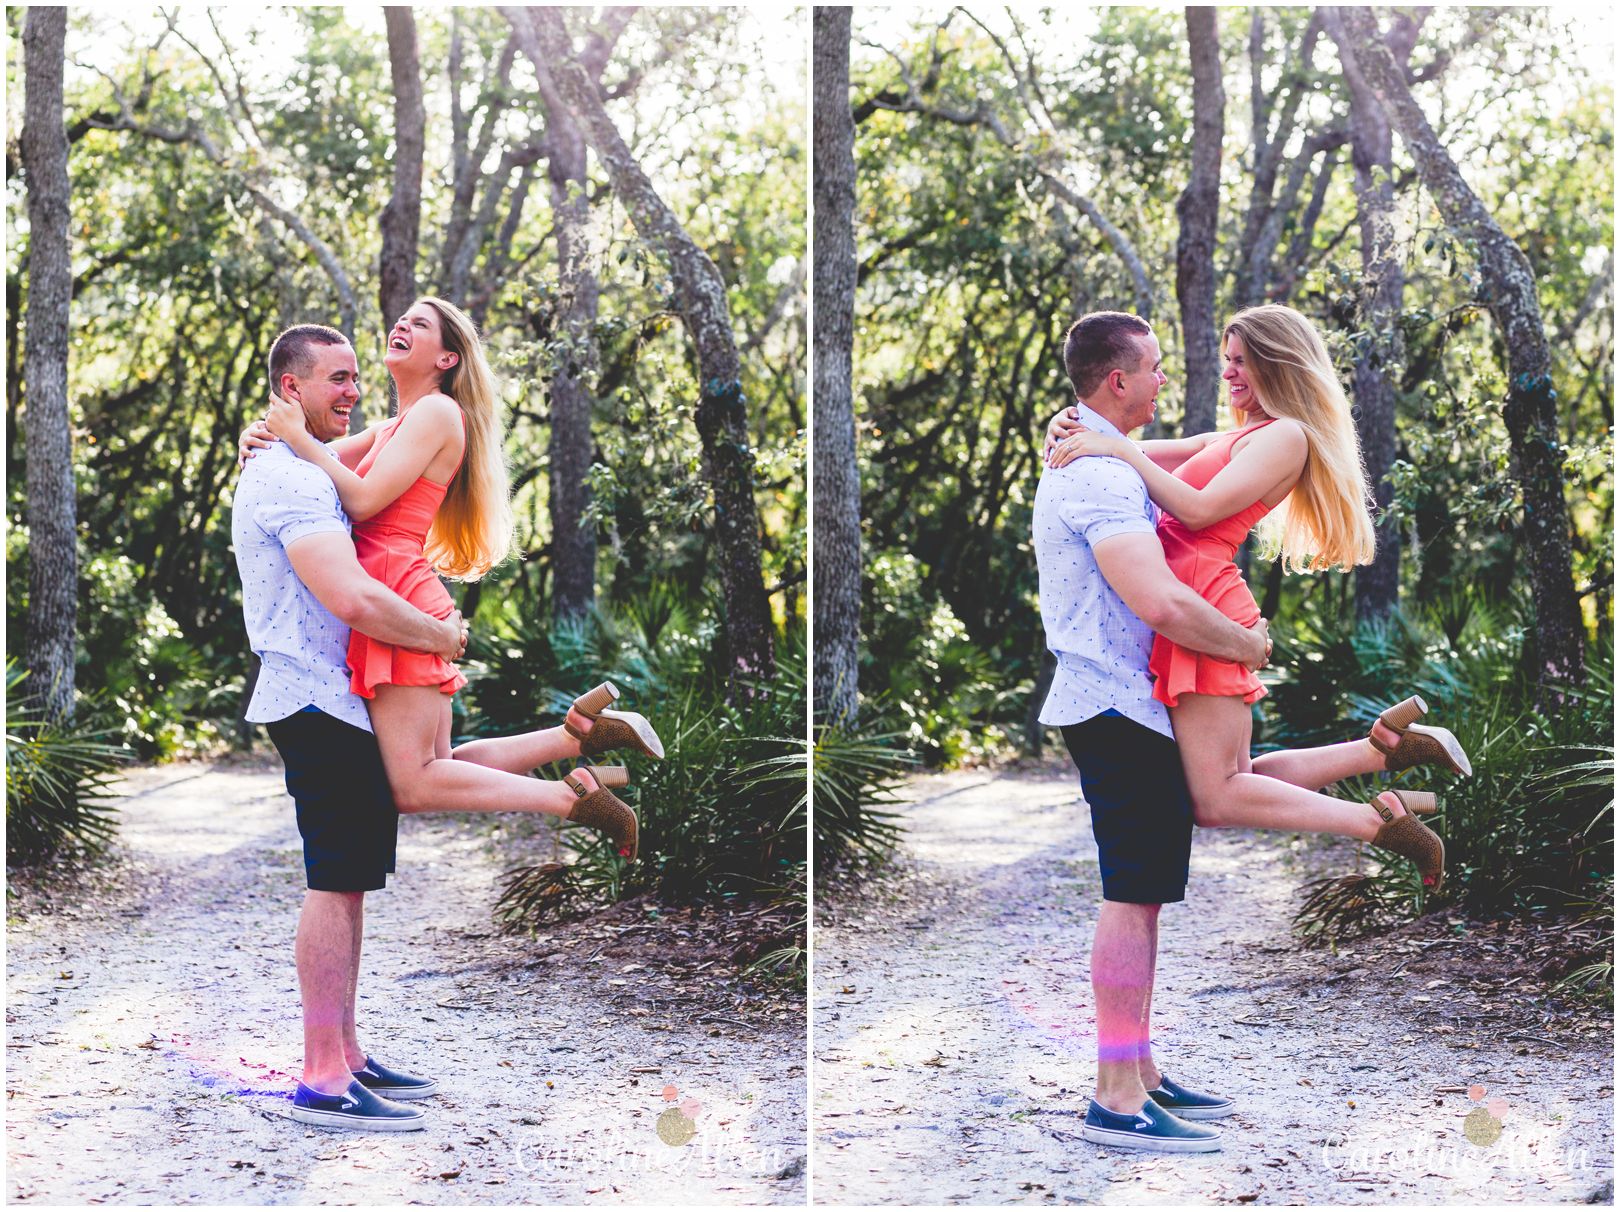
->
xmin=1380 ymin=695 xmax=1428 ymax=732
xmin=1390 ymin=789 xmax=1438 ymax=815
xmin=589 ymin=765 xmax=630 ymax=789
xmin=574 ymin=682 xmax=620 ymax=717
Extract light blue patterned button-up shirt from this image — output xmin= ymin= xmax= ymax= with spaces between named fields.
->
xmin=1033 ymin=401 xmax=1172 ymax=739
xmin=231 ymin=441 xmax=373 ymax=732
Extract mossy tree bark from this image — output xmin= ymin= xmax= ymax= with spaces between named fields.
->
xmin=813 ymin=6 xmax=861 ymax=727
xmin=1176 ymin=6 xmax=1224 ymax=438
xmin=21 ymin=6 xmax=76 ymax=720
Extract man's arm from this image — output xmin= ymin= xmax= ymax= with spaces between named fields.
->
xmin=286 ymin=532 xmax=466 ymax=663
xmin=1093 ymin=532 xmax=1268 ymax=669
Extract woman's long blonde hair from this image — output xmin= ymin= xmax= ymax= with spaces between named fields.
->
xmin=1223 ymin=305 xmax=1376 ymax=573
xmin=416 ymin=296 xmax=514 ymax=580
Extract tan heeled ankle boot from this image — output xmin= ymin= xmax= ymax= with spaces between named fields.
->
xmin=1369 ymin=696 xmax=1473 ymax=777
xmin=563 ymin=766 xmax=638 ymax=863
xmin=1370 ymin=789 xmax=1444 ymax=892
xmin=565 ymin=682 xmax=666 ymax=761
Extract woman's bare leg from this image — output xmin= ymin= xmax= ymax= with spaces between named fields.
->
xmin=1248 ymin=719 xmax=1402 ymax=791
xmin=1171 ymin=693 xmax=1413 ymax=840
xmin=367 ymin=685 xmax=595 ymax=817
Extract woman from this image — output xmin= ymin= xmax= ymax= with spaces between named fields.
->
xmin=243 ymin=298 xmax=661 ymax=861
xmin=1047 ymin=305 xmax=1468 ymax=889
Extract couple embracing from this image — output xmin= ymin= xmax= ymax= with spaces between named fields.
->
xmin=232 ymin=297 xmax=664 ymax=1130
xmin=1033 ymin=307 xmax=1474 ymax=1152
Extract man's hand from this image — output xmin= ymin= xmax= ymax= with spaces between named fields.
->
xmin=1043 ymin=405 xmax=1083 ymax=463
xmin=434 ymin=610 xmax=470 ymax=665
xmin=237 ymin=419 xmax=279 ymax=471
xmin=1243 ymin=617 xmax=1272 ymax=673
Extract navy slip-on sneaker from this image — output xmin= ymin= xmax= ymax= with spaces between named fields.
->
xmin=290 ymin=1080 xmax=426 ymax=1131
xmin=352 ymin=1056 xmax=439 ymax=1100
xmin=1082 ymin=1097 xmax=1222 ymax=1152
xmin=1148 ymin=1074 xmax=1236 ymax=1120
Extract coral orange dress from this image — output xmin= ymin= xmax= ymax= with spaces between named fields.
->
xmin=1148 ymin=420 xmax=1279 ymax=708
xmin=346 ymin=411 xmax=468 ymax=699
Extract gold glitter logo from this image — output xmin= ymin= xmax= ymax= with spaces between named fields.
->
xmin=1462 ymin=1083 xmax=1509 ymax=1147
xmin=655 ymin=1084 xmax=702 ymax=1146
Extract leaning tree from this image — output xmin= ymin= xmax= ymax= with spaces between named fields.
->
xmin=1340 ymin=6 xmax=1585 ymax=695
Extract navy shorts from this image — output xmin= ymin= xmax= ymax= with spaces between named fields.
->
xmin=1061 ymin=711 xmax=1193 ymax=904
xmin=265 ymin=708 xmax=397 ymax=893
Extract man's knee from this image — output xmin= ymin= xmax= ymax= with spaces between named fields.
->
xmin=304 ymin=889 xmax=365 ymax=916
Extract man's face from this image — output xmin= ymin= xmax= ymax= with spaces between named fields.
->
xmin=1118 ymin=332 xmax=1167 ymax=432
xmin=281 ymin=343 xmax=360 ymax=441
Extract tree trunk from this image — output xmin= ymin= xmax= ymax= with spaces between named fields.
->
xmin=21 ymin=6 xmax=76 ymax=721
xmin=813 ymin=6 xmax=860 ymax=727
xmin=533 ymin=51 xmax=599 ymax=623
xmin=380 ymin=7 xmax=426 ymax=426
xmin=1176 ymin=6 xmax=1224 ymax=438
xmin=507 ymin=6 xmax=776 ymax=687
xmin=1339 ymin=6 xmax=1585 ymax=693
xmin=1323 ymin=8 xmax=1404 ymax=622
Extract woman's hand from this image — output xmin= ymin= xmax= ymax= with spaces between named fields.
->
xmin=1043 ymin=405 xmax=1083 ymax=462
xmin=236 ymin=419 xmax=279 ymax=471
xmin=265 ymin=392 xmax=309 ymax=444
xmin=1048 ymin=426 xmax=1130 ymax=468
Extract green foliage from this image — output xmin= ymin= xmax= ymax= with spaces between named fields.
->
xmin=1293 ymin=872 xmax=1401 ymax=952
xmin=8 ymin=9 xmax=804 ymax=778
xmin=5 ymin=661 xmax=130 ymax=866
xmin=859 ymin=550 xmax=1023 ymax=766
xmin=1264 ymin=586 xmax=1614 ymax=934
xmin=473 ymin=591 xmax=806 ymax=927
xmin=849 ymin=9 xmax=1610 ymax=773
xmin=811 ymin=720 xmax=911 ymax=870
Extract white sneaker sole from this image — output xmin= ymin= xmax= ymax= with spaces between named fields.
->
xmin=1155 ymin=1101 xmax=1236 ymax=1120
xmin=360 ymin=1082 xmax=438 ymax=1100
xmin=289 ymin=1105 xmax=426 ymax=1131
xmin=599 ymin=708 xmax=665 ymax=759
xmin=1081 ymin=1122 xmax=1222 ymax=1152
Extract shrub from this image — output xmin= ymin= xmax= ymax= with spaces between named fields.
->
xmin=1264 ymin=586 xmax=1614 ymax=943
xmin=468 ymin=590 xmax=806 ymax=937
xmin=5 ymin=661 xmax=130 ymax=866
xmin=811 ymin=720 xmax=910 ymax=869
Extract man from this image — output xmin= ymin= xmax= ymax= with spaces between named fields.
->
xmin=233 ymin=324 xmax=467 ymax=1130
xmin=1031 ymin=311 xmax=1270 ymax=1152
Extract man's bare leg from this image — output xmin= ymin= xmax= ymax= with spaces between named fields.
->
xmin=298 ymin=890 xmax=365 ymax=1094
xmin=1137 ymin=908 xmax=1163 ymax=1092
xmin=1093 ymin=900 xmax=1160 ymax=1115
xmin=342 ymin=896 xmax=366 ymax=1072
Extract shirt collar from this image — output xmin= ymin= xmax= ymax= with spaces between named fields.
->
xmin=1071 ymin=399 xmax=1129 ymax=442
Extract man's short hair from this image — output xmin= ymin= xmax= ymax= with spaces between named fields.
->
xmin=1063 ymin=311 xmax=1153 ymax=399
xmin=268 ymin=324 xmax=349 ymax=391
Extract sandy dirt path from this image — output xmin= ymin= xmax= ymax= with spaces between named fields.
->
xmin=812 ymin=766 xmax=1613 ymax=1206
xmin=7 ymin=760 xmax=806 ymax=1206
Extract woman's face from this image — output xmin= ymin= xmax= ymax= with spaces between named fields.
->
xmin=1223 ymin=332 xmax=1269 ymax=419
xmin=385 ymin=302 xmax=458 ymax=378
